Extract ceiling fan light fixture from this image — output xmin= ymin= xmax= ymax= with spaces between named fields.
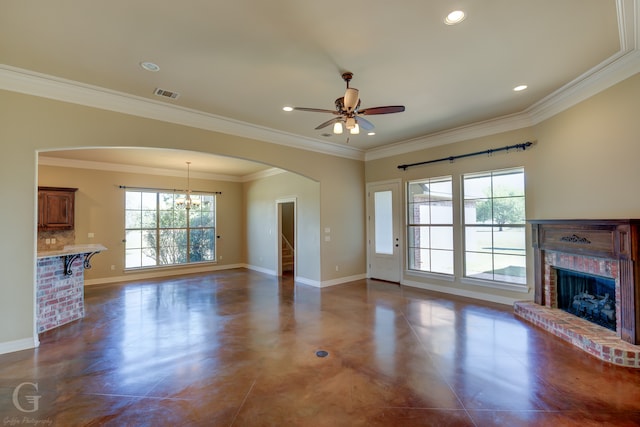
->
xmin=345 ymin=117 xmax=356 ymax=130
xmin=344 ymin=88 xmax=359 ymax=111
xmin=350 ymin=124 xmax=360 ymax=135
xmin=333 ymin=122 xmax=343 ymax=134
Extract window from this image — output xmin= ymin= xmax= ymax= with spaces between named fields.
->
xmin=374 ymin=190 xmax=394 ymax=255
xmin=462 ymin=168 xmax=525 ymax=285
xmin=407 ymin=176 xmax=453 ymax=274
xmin=124 ymin=191 xmax=216 ymax=269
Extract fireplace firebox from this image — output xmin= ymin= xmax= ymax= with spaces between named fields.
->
xmin=556 ymin=268 xmax=616 ymax=331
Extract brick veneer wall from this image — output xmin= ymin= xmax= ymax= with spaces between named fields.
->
xmin=36 ymin=256 xmax=85 ymax=333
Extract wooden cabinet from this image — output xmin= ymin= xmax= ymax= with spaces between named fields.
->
xmin=38 ymin=187 xmax=77 ymax=231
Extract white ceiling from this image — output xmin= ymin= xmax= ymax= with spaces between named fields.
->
xmin=1 ymin=0 xmax=637 ymax=175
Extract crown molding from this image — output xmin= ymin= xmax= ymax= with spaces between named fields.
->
xmin=364 ymin=112 xmax=533 ymax=161
xmin=0 ymin=65 xmax=365 ymax=161
xmin=38 ymin=152 xmax=286 ymax=182
xmin=527 ymin=50 xmax=640 ymax=126
xmin=37 ymin=155 xmax=249 ymax=182
xmin=241 ymin=167 xmax=287 ymax=182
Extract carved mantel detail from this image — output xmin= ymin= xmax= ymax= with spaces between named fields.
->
xmin=559 ymin=234 xmax=592 ymax=244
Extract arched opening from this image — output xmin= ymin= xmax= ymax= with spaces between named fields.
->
xmin=35 ymin=147 xmax=321 ymax=334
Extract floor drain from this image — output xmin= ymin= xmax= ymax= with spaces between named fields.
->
xmin=315 ymin=350 xmax=329 ymax=358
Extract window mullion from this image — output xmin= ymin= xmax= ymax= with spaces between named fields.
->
xmin=155 ymin=192 xmax=160 ymax=266
xmin=186 ymin=208 xmax=191 ymax=263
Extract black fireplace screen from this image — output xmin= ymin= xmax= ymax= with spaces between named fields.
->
xmin=556 ymin=268 xmax=616 ymax=331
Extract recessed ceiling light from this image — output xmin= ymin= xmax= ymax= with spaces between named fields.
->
xmin=140 ymin=61 xmax=160 ymax=72
xmin=368 ymin=132 xmax=376 ymax=136
xmin=282 ymin=106 xmax=293 ymax=112
xmin=513 ymin=85 xmax=528 ymax=92
xmin=444 ymin=10 xmax=465 ymax=25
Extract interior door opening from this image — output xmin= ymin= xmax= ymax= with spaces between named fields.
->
xmin=277 ymin=200 xmax=295 ymax=277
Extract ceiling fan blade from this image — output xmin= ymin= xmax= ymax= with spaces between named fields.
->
xmin=359 ymin=105 xmax=405 ymax=115
xmin=293 ymin=107 xmax=339 ymax=114
xmin=314 ymin=117 xmax=343 ymax=130
xmin=355 ymin=116 xmax=375 ymax=131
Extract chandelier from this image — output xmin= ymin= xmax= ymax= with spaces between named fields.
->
xmin=175 ymin=161 xmax=201 ymax=209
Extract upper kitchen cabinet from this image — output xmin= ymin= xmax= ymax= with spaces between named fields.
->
xmin=38 ymin=187 xmax=78 ymax=231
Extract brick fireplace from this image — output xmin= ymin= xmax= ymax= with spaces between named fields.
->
xmin=514 ymin=219 xmax=640 ymax=367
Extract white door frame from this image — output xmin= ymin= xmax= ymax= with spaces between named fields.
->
xmin=276 ymin=197 xmax=296 ymax=277
xmin=366 ymin=179 xmax=403 ymax=282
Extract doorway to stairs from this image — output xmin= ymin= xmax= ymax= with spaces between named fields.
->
xmin=277 ymin=199 xmax=296 ymax=277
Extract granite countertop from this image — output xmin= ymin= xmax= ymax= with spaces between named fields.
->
xmin=37 ymin=244 xmax=108 ymax=259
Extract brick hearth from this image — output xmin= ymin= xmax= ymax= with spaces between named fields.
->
xmin=514 ymin=301 xmax=640 ymax=367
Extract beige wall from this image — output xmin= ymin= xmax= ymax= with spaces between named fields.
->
xmin=37 ymin=164 xmax=245 ymax=282
xmin=527 ymin=72 xmax=640 ymax=219
xmin=365 ymin=72 xmax=640 ymax=303
xmin=0 ymin=90 xmax=365 ymax=351
xmin=244 ymin=171 xmax=321 ymax=282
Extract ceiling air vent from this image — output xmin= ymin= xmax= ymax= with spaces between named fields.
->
xmin=153 ymin=88 xmax=180 ymax=100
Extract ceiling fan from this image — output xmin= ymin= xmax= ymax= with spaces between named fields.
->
xmin=293 ymin=72 xmax=405 ymax=135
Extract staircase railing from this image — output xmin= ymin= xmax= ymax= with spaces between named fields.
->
xmin=282 ymin=234 xmax=294 ymax=253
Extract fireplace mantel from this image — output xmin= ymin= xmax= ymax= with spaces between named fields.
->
xmin=530 ymin=219 xmax=640 ymax=345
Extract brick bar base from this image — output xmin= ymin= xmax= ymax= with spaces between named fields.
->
xmin=514 ymin=301 xmax=640 ymax=368
xmin=37 ymin=256 xmax=85 ymax=333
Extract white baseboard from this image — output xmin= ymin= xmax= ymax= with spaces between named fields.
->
xmin=243 ymin=265 xmax=365 ymax=288
xmin=319 ymin=273 xmax=367 ymax=288
xmin=84 ymin=263 xmax=245 ymax=286
xmin=401 ymin=278 xmax=522 ymax=306
xmin=294 ymin=276 xmax=321 ymax=287
xmin=244 ymin=264 xmax=277 ymax=276
xmin=0 ymin=337 xmax=38 ymax=355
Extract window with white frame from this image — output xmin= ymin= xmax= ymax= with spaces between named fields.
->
xmin=462 ymin=168 xmax=526 ymax=285
xmin=124 ymin=190 xmax=216 ymax=269
xmin=407 ymin=176 xmax=454 ymax=275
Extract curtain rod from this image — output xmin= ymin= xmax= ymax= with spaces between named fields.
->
xmin=118 ymin=185 xmax=222 ymax=195
xmin=397 ymin=141 xmax=533 ymax=171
